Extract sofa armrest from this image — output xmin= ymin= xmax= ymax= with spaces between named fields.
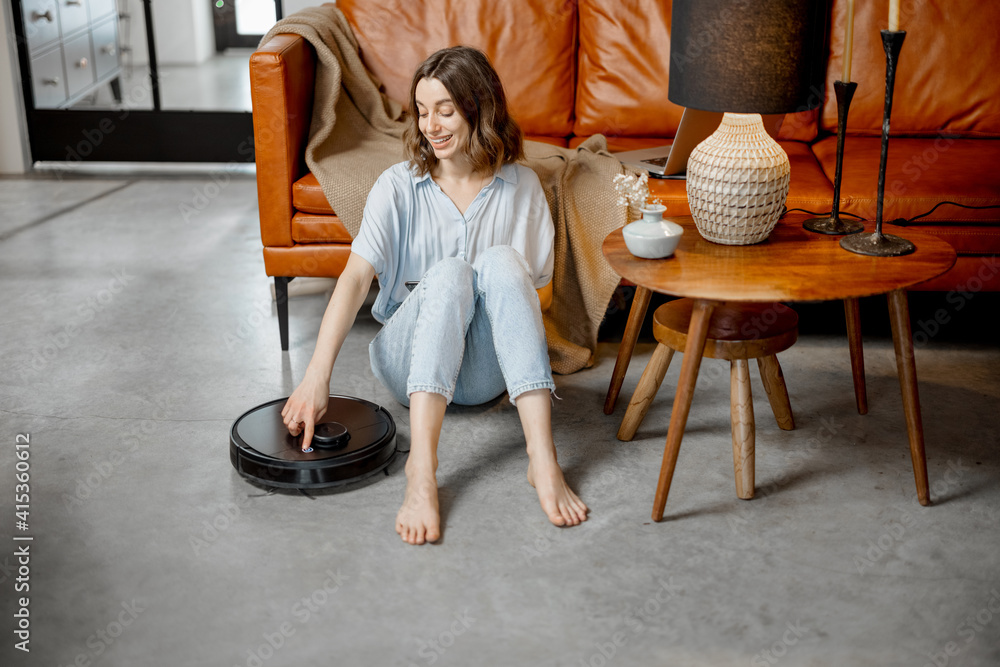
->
xmin=250 ymin=33 xmax=317 ymax=248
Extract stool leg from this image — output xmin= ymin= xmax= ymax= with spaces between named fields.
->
xmin=757 ymin=355 xmax=795 ymax=430
xmin=605 ymin=286 xmax=653 ymax=414
xmin=653 ymin=299 xmax=716 ymax=521
xmin=844 ymin=297 xmax=868 ymax=415
xmin=618 ymin=344 xmax=675 ymax=441
xmin=731 ymin=359 xmax=755 ymax=500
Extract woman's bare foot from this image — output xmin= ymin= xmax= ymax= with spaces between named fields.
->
xmin=512 ymin=389 xmax=588 ymax=527
xmin=395 ymin=470 xmax=441 ymax=545
xmin=527 ymin=452 xmax=589 ymax=527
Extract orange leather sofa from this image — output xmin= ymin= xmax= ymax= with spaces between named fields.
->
xmin=251 ymin=0 xmax=1000 ymax=350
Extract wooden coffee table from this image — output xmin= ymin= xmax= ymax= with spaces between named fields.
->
xmin=602 ymin=217 xmax=956 ymax=521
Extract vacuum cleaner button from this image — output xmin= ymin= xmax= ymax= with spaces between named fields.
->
xmin=312 ymin=421 xmax=350 ymax=448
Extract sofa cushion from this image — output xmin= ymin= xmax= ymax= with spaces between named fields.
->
xmin=814 ymin=136 xmax=1000 ymax=224
xmin=292 ymin=172 xmax=333 ymax=215
xmin=781 ymin=140 xmax=838 ymax=213
xmin=824 ymin=0 xmax=1000 ymax=137
xmin=337 ymin=0 xmax=577 ymax=137
xmin=574 ymin=0 xmax=683 ymax=138
xmin=574 ymin=0 xmax=818 ymax=141
xmin=291 ymin=212 xmax=353 ymax=244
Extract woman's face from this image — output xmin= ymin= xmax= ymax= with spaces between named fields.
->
xmin=414 ymin=77 xmax=471 ymax=164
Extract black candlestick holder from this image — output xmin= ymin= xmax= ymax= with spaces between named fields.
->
xmin=804 ymin=80 xmax=863 ymax=235
xmin=841 ymin=30 xmax=916 ymax=257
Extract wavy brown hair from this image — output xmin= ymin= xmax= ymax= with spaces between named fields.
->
xmin=403 ymin=46 xmax=524 ymax=176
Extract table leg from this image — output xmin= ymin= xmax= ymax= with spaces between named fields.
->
xmin=604 ymin=285 xmax=653 ymax=415
xmin=652 ymin=299 xmax=716 ymax=521
xmin=844 ymin=297 xmax=868 ymax=415
xmin=887 ymin=289 xmax=931 ymax=506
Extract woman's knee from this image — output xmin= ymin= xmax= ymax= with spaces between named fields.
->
xmin=475 ymin=245 xmax=529 ymax=272
xmin=420 ymin=257 xmax=475 ymax=299
xmin=418 ymin=257 xmax=475 ymax=310
xmin=422 ymin=256 xmax=473 ymax=284
xmin=474 ymin=246 xmax=532 ymax=292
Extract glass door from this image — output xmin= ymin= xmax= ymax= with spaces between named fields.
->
xmin=12 ymin=0 xmax=284 ymax=162
xmin=213 ymin=0 xmax=282 ymax=51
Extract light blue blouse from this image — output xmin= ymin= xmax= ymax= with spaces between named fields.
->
xmin=350 ymin=161 xmax=555 ymax=324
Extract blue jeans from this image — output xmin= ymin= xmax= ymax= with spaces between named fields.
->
xmin=369 ymin=245 xmax=555 ymax=407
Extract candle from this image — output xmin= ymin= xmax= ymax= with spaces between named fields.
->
xmin=842 ymin=0 xmax=855 ymax=82
xmin=889 ymin=0 xmax=900 ymax=31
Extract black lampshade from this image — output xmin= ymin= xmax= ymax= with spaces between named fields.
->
xmin=668 ymin=0 xmax=829 ymax=114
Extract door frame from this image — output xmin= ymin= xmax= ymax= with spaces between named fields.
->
xmin=11 ymin=0 xmax=267 ymax=163
xmin=213 ymin=0 xmax=284 ymax=52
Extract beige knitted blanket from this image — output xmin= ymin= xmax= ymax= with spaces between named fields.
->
xmin=262 ymin=6 xmax=627 ymax=373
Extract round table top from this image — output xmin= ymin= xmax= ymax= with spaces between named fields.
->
xmin=602 ymin=217 xmax=957 ymax=302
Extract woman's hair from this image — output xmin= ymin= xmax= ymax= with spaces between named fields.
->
xmin=403 ymin=46 xmax=524 ymax=176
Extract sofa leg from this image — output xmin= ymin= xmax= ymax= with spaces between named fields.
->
xmin=275 ymin=277 xmax=291 ymax=351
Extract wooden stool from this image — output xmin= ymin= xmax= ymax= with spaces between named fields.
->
xmin=618 ymin=299 xmax=798 ymax=500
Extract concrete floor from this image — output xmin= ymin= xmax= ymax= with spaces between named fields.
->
xmin=1 ymin=175 xmax=999 ymax=667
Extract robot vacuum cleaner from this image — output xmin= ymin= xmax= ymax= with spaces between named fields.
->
xmin=230 ymin=395 xmax=397 ymax=489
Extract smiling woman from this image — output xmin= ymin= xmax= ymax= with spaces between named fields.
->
xmin=280 ymin=46 xmax=589 ymax=545
xmin=404 ymin=46 xmax=523 ymax=180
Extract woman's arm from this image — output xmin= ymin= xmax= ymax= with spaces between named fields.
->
xmin=305 ymin=252 xmax=377 ymax=381
xmin=281 ymin=252 xmax=377 ymax=449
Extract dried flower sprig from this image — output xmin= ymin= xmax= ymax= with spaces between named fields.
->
xmin=613 ymin=172 xmax=650 ymax=208
xmin=613 ymin=172 xmax=662 ymax=221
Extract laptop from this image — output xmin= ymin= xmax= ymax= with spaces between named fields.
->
xmin=615 ymin=110 xmax=788 ymax=179
xmin=613 ymin=109 xmax=723 ymax=179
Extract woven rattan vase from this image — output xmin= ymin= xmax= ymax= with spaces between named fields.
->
xmin=686 ymin=113 xmax=790 ymax=245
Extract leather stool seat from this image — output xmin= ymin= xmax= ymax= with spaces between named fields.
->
xmin=618 ymin=299 xmax=798 ymax=500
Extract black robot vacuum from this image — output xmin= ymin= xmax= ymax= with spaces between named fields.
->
xmin=229 ymin=395 xmax=397 ymax=489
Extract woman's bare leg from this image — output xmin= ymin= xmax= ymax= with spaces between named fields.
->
xmin=396 ymin=391 xmax=447 ymax=545
xmin=515 ymin=389 xmax=589 ymax=526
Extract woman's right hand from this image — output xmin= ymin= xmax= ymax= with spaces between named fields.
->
xmin=281 ymin=370 xmax=330 ymax=451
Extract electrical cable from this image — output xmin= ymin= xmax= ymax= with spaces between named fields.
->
xmin=782 ymin=202 xmax=1000 ymax=226
xmin=896 ymin=201 xmax=1000 ymax=226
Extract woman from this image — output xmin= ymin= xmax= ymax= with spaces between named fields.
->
xmin=281 ymin=46 xmax=588 ymax=545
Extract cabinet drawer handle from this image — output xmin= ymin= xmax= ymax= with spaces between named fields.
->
xmin=42 ymin=77 xmax=61 ymax=86
xmin=31 ymin=10 xmax=54 ymax=22
xmin=101 ymin=44 xmax=116 ymax=56
xmin=66 ymin=0 xmax=83 ymax=5
xmin=76 ymin=57 xmax=88 ymax=69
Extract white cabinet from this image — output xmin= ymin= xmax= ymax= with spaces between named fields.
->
xmin=21 ymin=0 xmax=122 ymax=108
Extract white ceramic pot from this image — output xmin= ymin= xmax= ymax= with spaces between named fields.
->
xmin=622 ymin=204 xmax=684 ymax=259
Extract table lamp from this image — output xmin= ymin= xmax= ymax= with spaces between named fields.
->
xmin=668 ymin=0 xmax=828 ymax=245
